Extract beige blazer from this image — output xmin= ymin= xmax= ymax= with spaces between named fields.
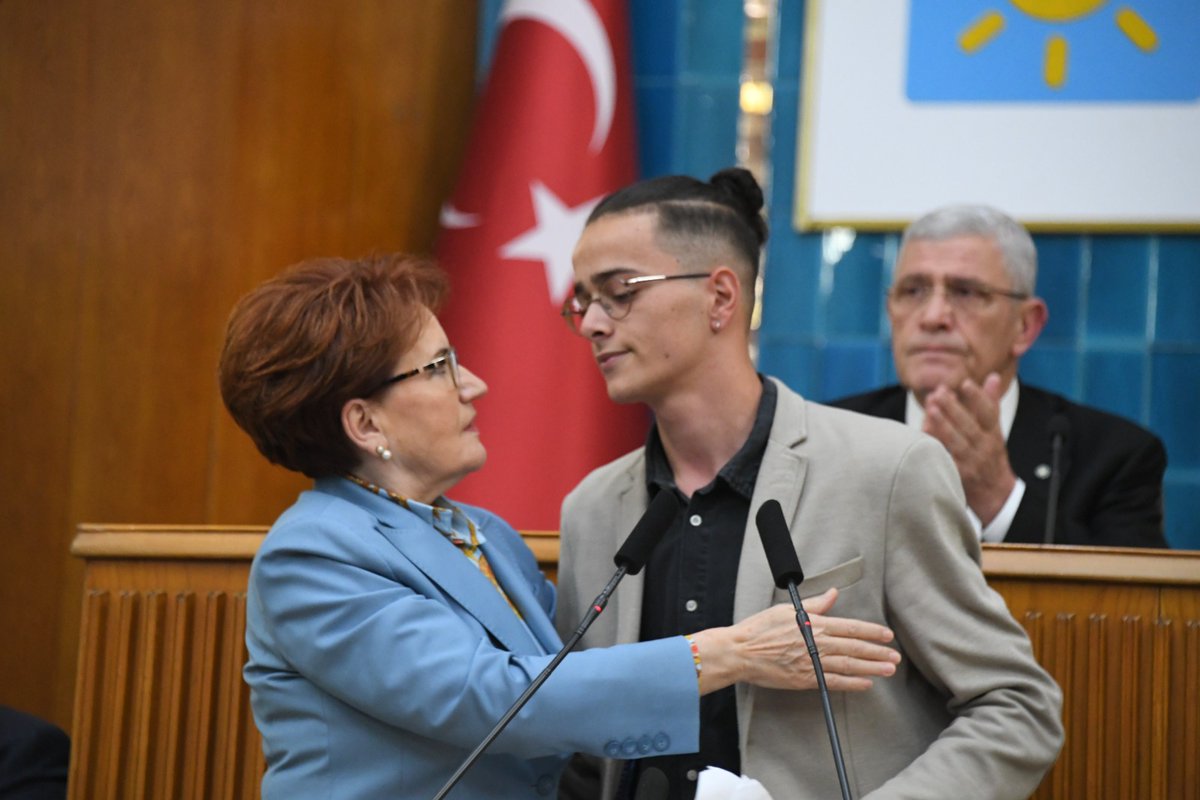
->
xmin=557 ymin=378 xmax=1063 ymax=800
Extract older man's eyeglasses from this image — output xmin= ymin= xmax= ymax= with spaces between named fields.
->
xmin=887 ymin=276 xmax=1029 ymax=315
xmin=370 ymin=348 xmax=460 ymax=394
xmin=561 ymin=272 xmax=711 ymax=334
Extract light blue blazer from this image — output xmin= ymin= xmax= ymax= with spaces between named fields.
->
xmin=246 ymin=477 xmax=699 ymax=799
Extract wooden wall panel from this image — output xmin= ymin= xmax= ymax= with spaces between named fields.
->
xmin=0 ymin=2 xmax=89 ymax=723
xmin=0 ymin=0 xmax=477 ymax=730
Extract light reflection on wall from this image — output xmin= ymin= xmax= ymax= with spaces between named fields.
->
xmin=740 ymin=0 xmax=778 ymax=340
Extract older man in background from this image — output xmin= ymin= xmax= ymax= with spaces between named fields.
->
xmin=833 ymin=204 xmax=1167 ymax=547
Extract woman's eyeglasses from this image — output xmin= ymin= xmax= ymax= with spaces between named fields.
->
xmin=370 ymin=348 xmax=460 ymax=394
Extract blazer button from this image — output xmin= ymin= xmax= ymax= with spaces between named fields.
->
xmin=604 ymin=740 xmax=622 ymax=758
xmin=620 ymin=738 xmax=638 ymax=757
xmin=653 ymin=732 xmax=671 ymax=752
xmin=637 ymin=735 xmax=653 ymax=755
xmin=535 ymin=774 xmax=556 ymax=796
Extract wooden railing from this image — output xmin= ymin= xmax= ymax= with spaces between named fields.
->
xmin=69 ymin=526 xmax=1199 ymax=799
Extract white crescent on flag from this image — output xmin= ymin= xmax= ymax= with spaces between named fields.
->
xmin=438 ymin=202 xmax=482 ymax=229
xmin=500 ymin=0 xmax=616 ymax=153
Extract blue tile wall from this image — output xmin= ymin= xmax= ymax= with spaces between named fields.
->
xmin=1164 ymin=480 xmax=1200 ymax=551
xmin=1018 ymin=347 xmax=1080 ymax=398
xmin=1157 ymin=238 xmax=1200 ymax=344
xmin=629 ymin=0 xmax=679 ymax=78
xmin=633 ymin=84 xmax=677 ymax=176
xmin=824 ymin=233 xmax=888 ymax=337
xmin=1151 ymin=353 xmax=1200 ymax=471
xmin=1086 ymin=237 xmax=1151 ymax=342
xmin=819 ymin=342 xmax=888 ymax=400
xmin=1034 ymin=236 xmax=1084 ymax=344
xmin=629 ymin=0 xmax=683 ymax=175
xmin=759 ymin=233 xmax=822 ymax=337
xmin=675 ymin=85 xmax=742 ymax=175
xmin=1083 ymin=350 xmax=1146 ymax=422
xmin=477 ymin=0 xmax=1200 ymax=548
xmin=632 ymin=1 xmax=746 ymax=177
xmin=679 ymin=2 xmax=743 ymax=78
xmin=756 ymin=340 xmax=816 ymax=397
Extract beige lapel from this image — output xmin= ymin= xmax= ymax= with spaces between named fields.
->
xmin=734 ymin=381 xmax=810 ymax=623
xmin=612 ymin=460 xmax=652 ymax=645
xmin=733 ymin=380 xmax=810 ymax=747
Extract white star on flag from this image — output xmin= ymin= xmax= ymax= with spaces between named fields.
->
xmin=500 ymin=180 xmax=602 ymax=305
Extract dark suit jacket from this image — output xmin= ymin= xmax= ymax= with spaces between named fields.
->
xmin=0 ymin=706 xmax=69 ymax=800
xmin=831 ymin=382 xmax=1168 ymax=548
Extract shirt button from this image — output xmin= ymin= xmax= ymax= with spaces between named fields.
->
xmin=535 ymin=774 xmax=556 ymax=795
xmin=689 ymin=514 xmax=702 ymax=526
xmin=686 ymin=769 xmax=699 ymax=781
xmin=684 ymin=599 xmax=698 ymax=612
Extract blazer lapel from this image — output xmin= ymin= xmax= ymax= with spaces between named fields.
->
xmin=733 ymin=380 xmax=809 ymax=750
xmin=318 ymin=478 xmax=541 ymax=655
xmin=839 ymin=384 xmax=905 ymax=422
xmin=1008 ymin=383 xmax=1071 ymax=488
xmin=389 ymin=521 xmax=545 ymax=655
xmin=874 ymin=385 xmax=907 ymax=423
xmin=735 ymin=382 xmax=810 ymax=625
xmin=480 ymin=536 xmax=561 ymax=654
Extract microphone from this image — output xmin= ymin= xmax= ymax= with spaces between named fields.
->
xmin=615 ymin=489 xmax=678 ymax=574
xmin=1043 ymin=414 xmax=1070 ymax=545
xmin=633 ymin=767 xmax=668 ymax=800
xmin=755 ymin=500 xmax=853 ymax=800
xmin=433 ymin=490 xmax=680 ymax=799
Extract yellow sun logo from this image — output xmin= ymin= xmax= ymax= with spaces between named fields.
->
xmin=959 ymin=1 xmax=1159 ymax=88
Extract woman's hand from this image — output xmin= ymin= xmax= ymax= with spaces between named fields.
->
xmin=689 ymin=588 xmax=900 ymax=695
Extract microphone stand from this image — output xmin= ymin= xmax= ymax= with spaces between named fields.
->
xmin=1043 ymin=428 xmax=1066 ymax=545
xmin=431 ymin=567 xmax=629 ymax=800
xmin=784 ymin=580 xmax=852 ymax=800
xmin=433 ymin=489 xmax=678 ymax=798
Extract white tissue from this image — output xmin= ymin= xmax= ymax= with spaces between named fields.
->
xmin=694 ymin=766 xmax=775 ymax=799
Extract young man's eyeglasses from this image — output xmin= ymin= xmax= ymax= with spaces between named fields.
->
xmin=369 ymin=348 xmax=460 ymax=394
xmin=887 ymin=276 xmax=1029 ymax=316
xmin=561 ymin=272 xmax=711 ymax=334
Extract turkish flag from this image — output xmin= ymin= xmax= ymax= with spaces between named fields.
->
xmin=435 ymin=0 xmax=648 ymax=530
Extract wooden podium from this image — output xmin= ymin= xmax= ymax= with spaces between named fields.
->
xmin=69 ymin=526 xmax=1199 ymax=799
xmin=982 ymin=544 xmax=1200 ymax=799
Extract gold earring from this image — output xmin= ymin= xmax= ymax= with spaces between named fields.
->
xmin=375 ymin=444 xmax=392 ymax=461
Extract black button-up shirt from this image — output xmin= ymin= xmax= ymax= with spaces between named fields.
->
xmin=628 ymin=377 xmax=777 ymax=800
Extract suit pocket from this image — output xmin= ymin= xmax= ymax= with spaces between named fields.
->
xmin=795 ymin=555 xmax=864 ymax=599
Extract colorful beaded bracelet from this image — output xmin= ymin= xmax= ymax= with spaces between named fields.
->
xmin=683 ymin=634 xmax=702 ymax=678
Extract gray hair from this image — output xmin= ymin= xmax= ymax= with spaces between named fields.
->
xmin=899 ymin=205 xmax=1038 ymax=294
